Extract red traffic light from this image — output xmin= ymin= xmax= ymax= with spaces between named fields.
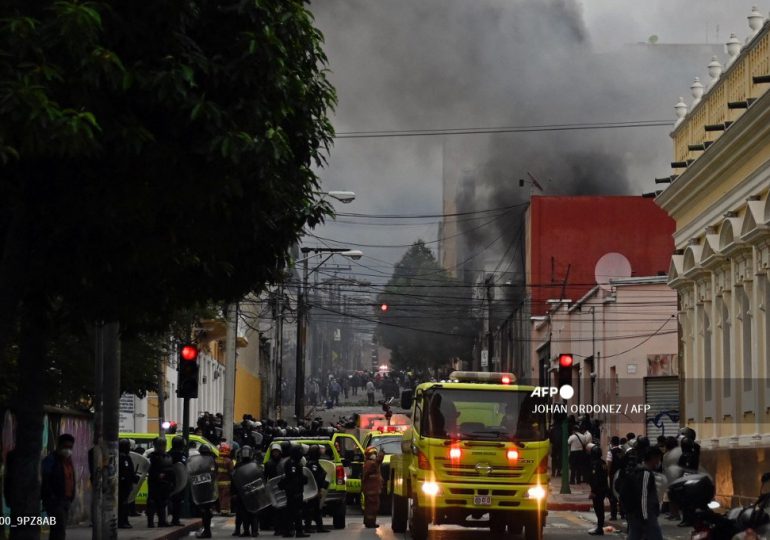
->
xmin=558 ymin=354 xmax=573 ymax=368
xmin=380 ymin=303 xmax=389 ymax=312
xmin=180 ymin=345 xmax=199 ymax=361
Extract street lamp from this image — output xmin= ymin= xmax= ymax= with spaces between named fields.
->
xmin=295 ymin=247 xmax=364 ymax=420
xmin=324 ymin=191 xmax=356 ymax=204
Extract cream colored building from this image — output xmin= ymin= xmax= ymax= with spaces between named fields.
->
xmin=656 ymin=8 xmax=770 ymax=504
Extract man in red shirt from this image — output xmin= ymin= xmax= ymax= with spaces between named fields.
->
xmin=42 ymin=434 xmax=76 ymax=540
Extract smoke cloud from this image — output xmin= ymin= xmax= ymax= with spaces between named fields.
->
xmin=311 ymin=0 xmax=728 ymax=278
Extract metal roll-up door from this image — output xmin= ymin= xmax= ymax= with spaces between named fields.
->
xmin=645 ymin=376 xmax=680 ymax=439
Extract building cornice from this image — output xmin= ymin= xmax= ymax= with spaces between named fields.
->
xmin=657 ymin=90 xmax=770 ymax=246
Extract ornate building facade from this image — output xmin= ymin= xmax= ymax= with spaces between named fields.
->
xmin=656 ymin=7 xmax=770 ymax=504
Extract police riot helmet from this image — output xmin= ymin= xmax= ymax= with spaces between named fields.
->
xmin=679 ymin=427 xmax=696 ymax=441
xmin=171 ymin=436 xmax=185 ymax=451
xmin=240 ymin=445 xmax=254 ymax=461
xmin=635 ymin=436 xmax=651 ymax=452
xmin=680 ymin=437 xmax=694 ymax=453
xmin=280 ymin=441 xmax=292 ymax=456
xmin=308 ymin=445 xmax=321 ymax=460
xmin=199 ymin=444 xmax=213 ymax=456
xmin=152 ymin=437 xmax=166 ymax=452
xmin=119 ymin=439 xmax=132 ymax=453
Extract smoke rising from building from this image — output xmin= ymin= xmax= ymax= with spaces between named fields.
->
xmin=312 ymin=0 xmax=727 ymax=278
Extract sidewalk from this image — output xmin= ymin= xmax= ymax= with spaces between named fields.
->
xmin=547 ymin=476 xmax=609 ymax=512
xmin=66 ymin=515 xmax=202 ymax=540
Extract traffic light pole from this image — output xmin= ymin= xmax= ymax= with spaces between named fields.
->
xmin=560 ymin=415 xmax=571 ymax=494
xmin=182 ymin=397 xmax=190 ymax=442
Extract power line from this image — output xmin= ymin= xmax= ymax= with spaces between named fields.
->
xmin=334 ymin=119 xmax=671 ymax=139
xmin=334 ymin=202 xmax=527 ymax=219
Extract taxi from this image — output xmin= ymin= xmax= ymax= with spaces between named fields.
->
xmin=119 ymin=432 xmax=219 ymax=507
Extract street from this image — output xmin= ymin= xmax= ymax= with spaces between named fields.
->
xmin=197 ymin=509 xmax=692 ymax=540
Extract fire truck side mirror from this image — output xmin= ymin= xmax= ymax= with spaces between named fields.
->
xmin=400 ymin=389 xmax=413 ymax=411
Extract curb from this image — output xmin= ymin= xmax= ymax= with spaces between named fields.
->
xmin=547 ymin=502 xmax=611 ymax=512
xmin=150 ymin=520 xmax=202 ymax=540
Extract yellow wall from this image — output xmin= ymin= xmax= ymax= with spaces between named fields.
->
xmin=676 ymin=140 xmax=770 ymax=230
xmin=235 ymin=370 xmax=261 ymax=419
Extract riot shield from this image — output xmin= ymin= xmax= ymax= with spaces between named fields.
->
xmin=266 ymin=476 xmax=287 ymax=509
xmin=170 ymin=461 xmax=189 ymax=496
xmin=662 ymin=446 xmax=682 ymax=482
xmin=233 ymin=462 xmax=271 ymax=513
xmin=302 ymin=467 xmax=318 ymax=502
xmin=318 ymin=460 xmax=335 ymax=507
xmin=127 ymin=452 xmax=150 ymax=504
xmin=266 ymin=467 xmax=318 ymax=508
xmin=187 ymin=454 xmax=219 ymax=506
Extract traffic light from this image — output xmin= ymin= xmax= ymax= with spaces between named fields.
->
xmin=557 ymin=353 xmax=573 ymax=388
xmin=380 ymin=303 xmax=389 ymax=312
xmin=177 ymin=344 xmax=199 ymax=398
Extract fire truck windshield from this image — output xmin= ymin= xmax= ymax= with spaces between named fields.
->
xmin=420 ymin=388 xmax=546 ymax=441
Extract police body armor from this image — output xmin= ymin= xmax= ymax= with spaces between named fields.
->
xmin=266 ymin=467 xmax=318 ymax=508
xmin=170 ymin=461 xmax=189 ymax=497
xmin=127 ymin=451 xmax=150 ymax=504
xmin=232 ymin=462 xmax=271 ymax=513
xmin=187 ymin=454 xmax=219 ymax=506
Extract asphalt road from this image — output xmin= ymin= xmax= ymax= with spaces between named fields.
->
xmin=199 ymin=509 xmax=692 ymax=540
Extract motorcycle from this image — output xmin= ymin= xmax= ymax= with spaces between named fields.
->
xmin=668 ymin=472 xmax=770 ymax=540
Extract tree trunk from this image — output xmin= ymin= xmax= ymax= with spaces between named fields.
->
xmin=8 ymin=297 xmax=48 ymax=540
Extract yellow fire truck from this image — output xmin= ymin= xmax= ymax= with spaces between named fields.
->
xmin=388 ymin=371 xmax=549 ymax=540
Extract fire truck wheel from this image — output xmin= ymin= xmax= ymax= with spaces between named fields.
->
xmin=391 ymin=493 xmax=408 ymax=533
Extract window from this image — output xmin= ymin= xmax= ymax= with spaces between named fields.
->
xmin=720 ymin=297 xmax=731 ymax=398
xmin=703 ymin=307 xmax=712 ymax=401
xmin=366 ymin=437 xmax=403 ymax=455
xmin=419 ymin=388 xmax=546 ymax=441
xmin=740 ymin=287 xmax=752 ymax=391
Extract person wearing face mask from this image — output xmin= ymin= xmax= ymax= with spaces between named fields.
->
xmin=362 ymin=446 xmax=385 ymax=528
xmin=41 ymin=434 xmax=76 ymax=540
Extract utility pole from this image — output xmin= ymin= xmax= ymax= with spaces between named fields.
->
xmin=157 ymin=347 xmax=166 ymax=437
xmin=223 ymin=302 xmax=238 ymax=443
xmin=485 ymin=275 xmax=494 ymax=372
xmin=92 ymin=322 xmax=120 ymax=540
xmin=275 ymin=287 xmax=284 ymax=419
xmin=92 ymin=323 xmax=103 ymax=540
xmin=295 ymin=257 xmax=309 ymax=421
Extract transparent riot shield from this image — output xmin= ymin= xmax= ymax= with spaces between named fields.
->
xmin=127 ymin=452 xmax=150 ymax=504
xmin=187 ymin=454 xmax=219 ymax=506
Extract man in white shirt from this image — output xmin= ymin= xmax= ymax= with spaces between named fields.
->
xmin=567 ymin=426 xmax=590 ymax=484
xmin=366 ymin=380 xmax=376 ymax=406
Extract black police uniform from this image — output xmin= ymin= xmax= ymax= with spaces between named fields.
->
xmin=168 ymin=444 xmax=187 ymax=526
xmin=278 ymin=449 xmax=308 ymax=538
xmin=304 ymin=450 xmax=329 ymax=533
xmin=118 ymin=444 xmax=134 ymax=528
xmin=147 ymin=449 xmax=175 ymax=527
xmin=588 ymin=454 xmax=609 ymax=534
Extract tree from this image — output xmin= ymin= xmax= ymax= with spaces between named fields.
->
xmin=377 ymin=242 xmax=477 ymax=371
xmin=0 ymin=2 xmax=335 ymax=537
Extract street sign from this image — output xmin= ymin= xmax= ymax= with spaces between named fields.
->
xmin=481 ymin=350 xmax=489 ymax=368
xmin=119 ymin=394 xmax=135 ymax=432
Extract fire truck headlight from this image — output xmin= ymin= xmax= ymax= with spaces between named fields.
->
xmin=421 ymin=481 xmax=441 ymax=497
xmin=527 ymin=486 xmax=546 ymax=500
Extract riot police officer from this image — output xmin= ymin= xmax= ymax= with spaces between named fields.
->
xmin=193 ymin=445 xmax=218 ymax=538
xmin=304 ymin=445 xmax=329 ymax=533
xmin=168 ymin=436 xmax=187 ymax=526
xmin=233 ymin=446 xmax=259 ymax=537
xmin=278 ymin=446 xmax=308 ymax=538
xmin=118 ymin=439 xmax=134 ymax=529
xmin=147 ymin=437 xmax=175 ymax=527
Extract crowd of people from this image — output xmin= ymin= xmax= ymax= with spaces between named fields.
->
xmin=302 ymin=370 xmax=415 ymax=409
xmin=549 ymin=416 xmax=701 ymax=538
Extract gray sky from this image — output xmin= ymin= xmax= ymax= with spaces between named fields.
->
xmin=307 ymin=1 xmax=763 ymax=280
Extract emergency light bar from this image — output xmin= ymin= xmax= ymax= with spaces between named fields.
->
xmin=448 ymin=371 xmax=517 ymax=384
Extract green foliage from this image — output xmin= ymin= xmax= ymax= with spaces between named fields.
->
xmin=377 ymin=242 xmax=477 ymax=370
xmin=0 ymin=0 xmax=336 ymax=396
xmin=0 ymin=0 xmax=336 ymax=326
